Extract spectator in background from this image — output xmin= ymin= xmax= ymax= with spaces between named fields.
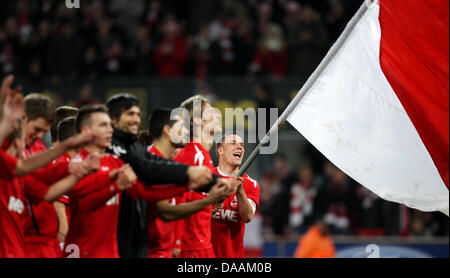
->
xmin=254 ymin=2 xmax=273 ymax=36
xmin=258 ymin=173 xmax=276 ymax=236
xmin=209 ymin=8 xmax=236 ymax=75
xmin=314 ymin=163 xmax=359 ymax=235
xmin=191 ymin=24 xmax=213 ymax=80
xmin=154 ymin=16 xmax=188 ymax=77
xmin=233 ymin=16 xmax=256 ymax=75
xmin=109 ymin=0 xmax=145 ymax=39
xmin=127 ymin=26 xmax=154 ymax=75
xmin=103 ymin=40 xmax=127 ymax=74
xmin=289 ymin=161 xmax=323 ymax=234
xmin=293 ymin=218 xmax=336 ymax=258
xmin=145 ymin=0 xmax=163 ymax=33
xmin=286 ymin=5 xmax=328 ymax=76
xmin=248 ymin=24 xmax=287 ymax=80
xmin=325 ymin=0 xmax=348 ymax=46
xmin=74 ymin=84 xmax=101 ymax=108
xmin=81 ymin=46 xmax=101 ymax=81
xmin=355 ymin=186 xmax=385 ymax=236
xmin=269 ymin=155 xmax=297 ymax=236
xmin=48 ymin=22 xmax=82 ymax=83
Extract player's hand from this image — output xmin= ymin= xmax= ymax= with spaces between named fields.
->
xmin=187 ymin=166 xmax=212 ymax=190
xmin=68 ymin=157 xmax=90 ymax=179
xmin=207 ymin=178 xmax=237 ymax=203
xmin=172 ymin=248 xmax=181 ymax=258
xmin=212 ymin=202 xmax=223 ymax=214
xmin=62 ymin=131 xmax=100 ymax=150
xmin=229 ymin=176 xmax=244 ymax=192
xmin=84 ymin=152 xmax=100 ymax=173
xmin=1 ymin=75 xmax=14 ymax=102
xmin=219 ymin=177 xmax=242 ymax=196
xmin=116 ymin=164 xmax=137 ymax=190
xmin=2 ymin=92 xmax=24 ymax=121
xmin=109 ymin=168 xmax=120 ymax=180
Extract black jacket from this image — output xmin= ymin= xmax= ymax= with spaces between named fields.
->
xmin=107 ymin=129 xmax=191 ymax=258
xmin=107 ymin=129 xmax=218 ymax=257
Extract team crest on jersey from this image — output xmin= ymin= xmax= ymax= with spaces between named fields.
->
xmin=230 ymin=196 xmax=238 ymax=208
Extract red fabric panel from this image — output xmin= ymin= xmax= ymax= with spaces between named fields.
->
xmin=379 ymin=0 xmax=449 ymax=188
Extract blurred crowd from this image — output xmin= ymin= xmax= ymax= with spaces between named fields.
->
xmin=258 ymin=148 xmax=449 ymax=238
xmin=0 ymin=0 xmax=361 ymax=83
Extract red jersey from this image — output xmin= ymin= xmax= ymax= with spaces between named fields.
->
xmin=21 ymin=139 xmax=47 ymax=159
xmin=146 ymin=145 xmax=176 ymax=258
xmin=52 ymin=153 xmax=72 ymax=207
xmin=63 ymin=148 xmax=184 ymax=258
xmin=64 ymin=149 xmax=124 ymax=258
xmin=20 ymin=141 xmax=70 ymax=258
xmin=173 ymin=141 xmax=215 ymax=256
xmin=0 ymin=150 xmax=50 ymax=258
xmin=211 ymin=167 xmax=260 ymax=258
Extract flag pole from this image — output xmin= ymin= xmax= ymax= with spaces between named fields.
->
xmin=237 ymin=1 xmax=372 ymax=176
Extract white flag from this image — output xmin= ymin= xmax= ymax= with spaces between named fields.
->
xmin=287 ymin=0 xmax=449 ymax=215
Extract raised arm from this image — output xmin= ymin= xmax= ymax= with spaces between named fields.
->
xmin=15 ymin=132 xmax=97 ymax=176
xmin=156 ymin=179 xmax=236 ymax=222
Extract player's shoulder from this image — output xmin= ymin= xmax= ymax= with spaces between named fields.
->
xmin=173 ymin=146 xmax=191 ymax=162
xmin=243 ymin=174 xmax=259 ymax=189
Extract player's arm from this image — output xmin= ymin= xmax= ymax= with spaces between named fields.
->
xmin=235 ymin=185 xmax=257 ymax=223
xmin=54 ymin=201 xmax=69 ymax=243
xmin=76 ymin=165 xmax=135 ymax=213
xmin=24 ymin=154 xmax=99 ymax=202
xmin=0 ymin=75 xmax=23 ymax=145
xmin=24 ymin=175 xmax=79 ymax=203
xmin=30 ymin=159 xmax=70 ymax=185
xmin=115 ymin=149 xmax=216 ymax=189
xmin=126 ymin=181 xmax=188 ymax=203
xmin=15 ymin=132 xmax=97 ymax=176
xmin=156 ymin=179 xmax=236 ymax=222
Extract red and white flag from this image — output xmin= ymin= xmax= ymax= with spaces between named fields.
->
xmin=287 ymin=0 xmax=449 ymax=215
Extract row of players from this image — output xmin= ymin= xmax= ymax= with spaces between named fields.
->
xmin=0 ymin=75 xmax=260 ymax=258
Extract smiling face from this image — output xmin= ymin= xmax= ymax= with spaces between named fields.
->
xmin=218 ymin=134 xmax=245 ymax=167
xmin=114 ymin=106 xmax=141 ymax=135
xmin=24 ymin=117 xmax=52 ymax=147
xmin=82 ymin=112 xmax=114 ymax=149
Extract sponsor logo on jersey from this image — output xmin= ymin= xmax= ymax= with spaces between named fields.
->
xmin=212 ymin=209 xmax=238 ymax=222
xmin=8 ymin=196 xmax=24 ymax=214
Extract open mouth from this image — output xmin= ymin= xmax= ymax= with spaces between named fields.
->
xmin=233 ymin=152 xmax=243 ymax=159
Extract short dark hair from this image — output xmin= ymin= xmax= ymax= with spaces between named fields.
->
xmin=24 ymin=93 xmax=55 ymax=123
xmin=57 ymin=116 xmax=77 ymax=142
xmin=148 ymin=108 xmax=177 ymax=141
xmin=76 ymin=104 xmax=109 ymax=133
xmin=105 ymin=93 xmax=139 ymax=121
xmin=51 ymin=106 xmax=79 ymax=142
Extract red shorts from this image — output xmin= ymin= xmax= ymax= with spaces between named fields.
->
xmin=24 ymin=236 xmax=62 ymax=258
xmin=179 ymin=247 xmax=215 ymax=258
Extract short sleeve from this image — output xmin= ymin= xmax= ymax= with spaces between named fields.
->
xmin=244 ymin=177 xmax=260 ymax=209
